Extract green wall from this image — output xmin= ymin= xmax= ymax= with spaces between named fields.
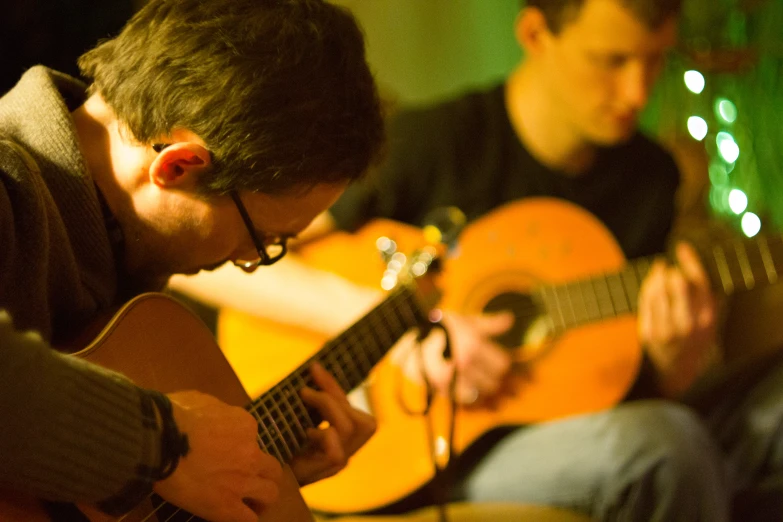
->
xmin=335 ymin=0 xmax=522 ymax=106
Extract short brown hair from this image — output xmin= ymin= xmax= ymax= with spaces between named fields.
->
xmin=79 ymin=0 xmax=385 ymax=195
xmin=525 ymin=0 xmax=681 ymax=34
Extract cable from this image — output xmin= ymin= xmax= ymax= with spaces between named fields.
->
xmin=398 ymin=317 xmax=458 ymax=522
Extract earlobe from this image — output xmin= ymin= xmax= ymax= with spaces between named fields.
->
xmin=149 ymin=143 xmax=212 ymax=188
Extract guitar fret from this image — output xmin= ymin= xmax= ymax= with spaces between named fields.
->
xmin=324 ymin=348 xmax=352 ymax=391
xmin=733 ymin=239 xmax=755 ymax=290
xmin=572 ymin=281 xmax=589 ymax=325
xmin=264 ymin=396 xmax=297 ymax=460
xmin=593 ymin=275 xmax=617 ymax=319
xmin=713 ymin=246 xmax=735 ymax=295
xmin=282 ymin=386 xmax=309 ymax=439
xmin=279 ymin=385 xmax=310 ymax=441
xmin=362 ymin=319 xmax=387 ymax=364
xmin=582 ymin=279 xmax=596 ymax=321
xmin=383 ymin=296 xmax=405 ymax=336
xmin=251 ymin=409 xmax=275 ymax=456
xmin=254 ymin=402 xmax=289 ymax=461
xmin=758 ymin=234 xmax=779 ymax=285
xmin=350 ymin=323 xmax=374 ymax=376
xmin=392 ymin=291 xmax=416 ymax=333
xmin=606 ymin=273 xmax=630 ymax=315
xmin=397 ymin=292 xmax=420 ymax=330
xmin=557 ymin=284 xmax=577 ymax=328
xmin=568 ymin=283 xmax=579 ymax=327
xmin=547 ymin=285 xmax=567 ymax=331
xmin=620 ymin=264 xmax=641 ymax=313
xmin=267 ymin=391 xmax=302 ymax=454
xmin=338 ymin=342 xmax=363 ymax=387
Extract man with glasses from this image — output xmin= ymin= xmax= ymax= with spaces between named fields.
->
xmin=0 ymin=0 xmax=384 ymax=521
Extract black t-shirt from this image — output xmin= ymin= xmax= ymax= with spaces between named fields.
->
xmin=331 ymin=83 xmax=680 ymax=259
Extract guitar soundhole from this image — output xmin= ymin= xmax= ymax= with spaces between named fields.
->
xmin=483 ymin=291 xmax=543 ymax=350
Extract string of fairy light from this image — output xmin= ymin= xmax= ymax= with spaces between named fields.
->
xmin=683 ymin=69 xmax=761 ymax=238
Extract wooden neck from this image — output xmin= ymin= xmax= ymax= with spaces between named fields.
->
xmin=539 ymin=233 xmax=783 ymax=331
xmin=246 ymin=284 xmax=427 ymax=462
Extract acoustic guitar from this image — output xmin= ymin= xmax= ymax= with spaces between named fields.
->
xmin=0 ymin=246 xmax=439 ymax=520
xmin=218 ymin=197 xmax=783 ymax=514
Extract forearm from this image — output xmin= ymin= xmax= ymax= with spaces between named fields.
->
xmin=0 ymin=311 xmax=163 ymax=514
xmin=168 ymin=254 xmax=383 ymax=337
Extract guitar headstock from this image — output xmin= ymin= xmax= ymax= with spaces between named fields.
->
xmin=374 ymin=206 xmax=466 ymax=314
xmin=376 ymin=237 xmax=443 ymax=314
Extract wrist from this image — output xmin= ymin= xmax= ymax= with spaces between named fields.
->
xmin=148 ymin=391 xmax=190 ymax=481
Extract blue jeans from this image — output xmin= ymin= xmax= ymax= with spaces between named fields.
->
xmin=451 ymin=356 xmax=783 ymax=521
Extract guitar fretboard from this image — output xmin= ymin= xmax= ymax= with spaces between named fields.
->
xmin=246 ymin=284 xmax=427 ymax=462
xmin=539 ymin=233 xmax=783 ymax=331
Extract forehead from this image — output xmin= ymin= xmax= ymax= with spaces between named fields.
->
xmin=558 ymin=0 xmax=678 ymax=54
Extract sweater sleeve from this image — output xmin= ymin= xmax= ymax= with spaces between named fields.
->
xmin=0 ymin=310 xmax=164 ymax=515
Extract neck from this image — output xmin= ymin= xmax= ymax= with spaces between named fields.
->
xmin=505 ymin=63 xmax=596 ymax=176
xmin=72 ymin=95 xmax=161 ymax=284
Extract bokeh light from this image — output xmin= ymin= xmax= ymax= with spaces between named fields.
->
xmin=687 ymin=116 xmax=708 ymax=140
xmin=741 ymin=212 xmax=761 ymax=237
xmin=684 ymin=70 xmax=706 ymax=94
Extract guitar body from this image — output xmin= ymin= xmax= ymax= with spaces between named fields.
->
xmin=219 ymin=198 xmax=643 ymax=514
xmin=1 ymin=293 xmax=313 ymax=521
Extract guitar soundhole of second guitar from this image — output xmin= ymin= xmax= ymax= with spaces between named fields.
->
xmin=483 ymin=292 xmax=549 ymax=357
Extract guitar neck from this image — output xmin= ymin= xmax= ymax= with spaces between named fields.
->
xmin=540 ymin=233 xmax=783 ymax=332
xmin=702 ymin=232 xmax=783 ymax=295
xmin=247 ymin=284 xmax=427 ymax=463
xmin=538 ymin=257 xmax=653 ymax=331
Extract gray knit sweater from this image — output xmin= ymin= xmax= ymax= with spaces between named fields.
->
xmin=0 ymin=67 xmax=161 ymax=514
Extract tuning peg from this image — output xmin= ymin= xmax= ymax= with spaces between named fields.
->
xmin=375 ymin=236 xmax=398 ymax=263
xmin=422 ymin=206 xmax=466 ymax=250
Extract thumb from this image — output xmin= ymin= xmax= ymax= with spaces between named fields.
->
xmin=474 ymin=310 xmax=515 ymax=335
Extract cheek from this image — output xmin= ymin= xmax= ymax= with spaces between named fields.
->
xmin=198 ymin=214 xmax=243 ymax=259
xmin=546 ymin=52 xmax=603 ymax=109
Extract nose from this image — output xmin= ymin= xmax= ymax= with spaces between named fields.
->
xmin=620 ymin=62 xmax=652 ymax=111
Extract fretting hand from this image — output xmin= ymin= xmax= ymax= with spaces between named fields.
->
xmin=289 ymin=362 xmax=377 ymax=485
xmin=638 ymin=242 xmax=718 ymax=397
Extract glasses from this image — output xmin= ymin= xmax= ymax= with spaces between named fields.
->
xmin=151 ymin=143 xmax=288 ymax=267
xmin=230 ymin=191 xmax=289 ymax=267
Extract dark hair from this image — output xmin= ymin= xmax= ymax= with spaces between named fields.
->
xmin=525 ymin=0 xmax=682 ymax=34
xmin=78 ymin=0 xmax=385 ymax=195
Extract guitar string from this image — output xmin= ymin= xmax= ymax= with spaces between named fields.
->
xmin=123 ymin=287 xmax=421 ymax=522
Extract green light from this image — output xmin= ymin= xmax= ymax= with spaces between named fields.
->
xmin=709 ymin=164 xmax=729 ymax=186
xmin=715 ymin=98 xmax=737 ymax=123
xmin=684 ymin=70 xmax=705 ymax=94
xmin=728 ymin=189 xmax=748 ymax=214
xmin=709 ymin=187 xmax=723 ymax=212
xmin=687 ymin=116 xmax=708 ymax=141
xmin=741 ymin=212 xmax=761 ymax=237
xmin=710 ymin=186 xmax=730 ymax=213
xmin=716 ymin=132 xmax=740 ymax=163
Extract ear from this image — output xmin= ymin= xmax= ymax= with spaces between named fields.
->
xmin=515 ymin=7 xmax=553 ymax=57
xmin=148 ymin=142 xmax=212 ymax=189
